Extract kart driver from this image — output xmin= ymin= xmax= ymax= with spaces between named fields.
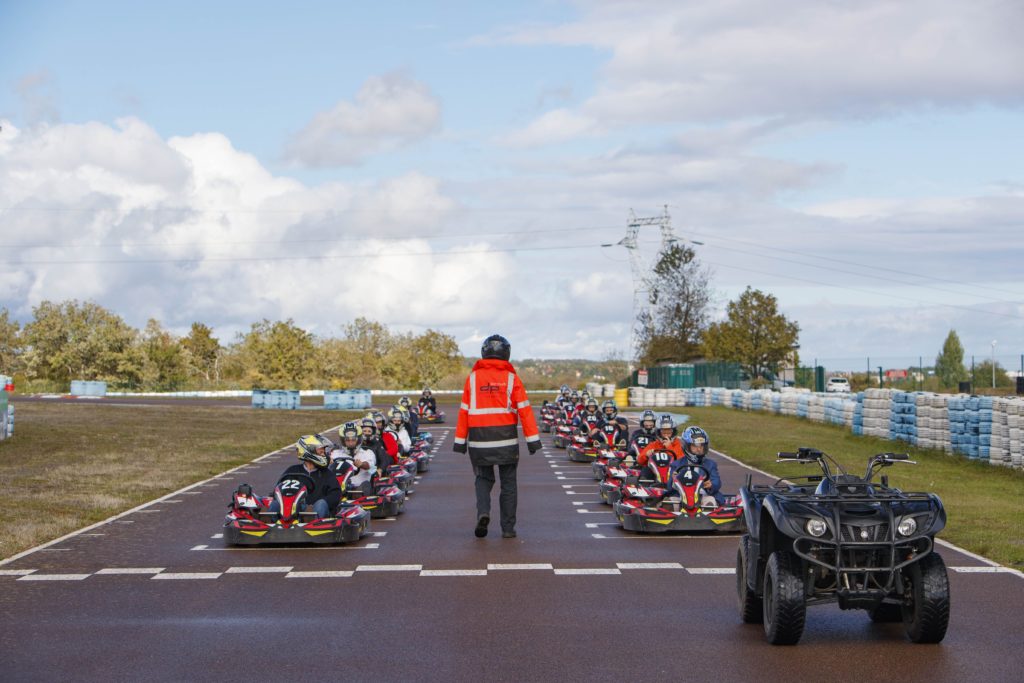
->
xmin=629 ymin=410 xmax=659 ymax=461
xmin=330 ymin=422 xmax=377 ymax=495
xmin=271 ymin=435 xmax=342 ymax=519
xmin=399 ymin=396 xmax=419 ymax=435
xmin=418 ymin=388 xmax=437 ymax=415
xmin=638 ymin=415 xmax=685 ymax=467
xmin=360 ymin=415 xmax=392 ymax=472
xmin=596 ymin=401 xmax=628 ymax=448
xmin=668 ymin=426 xmax=724 ymax=506
xmin=382 ymin=407 xmax=408 ymax=461
xmin=574 ymin=397 xmax=602 ymax=438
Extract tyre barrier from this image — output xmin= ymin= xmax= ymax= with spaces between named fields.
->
xmin=624 ymin=385 xmax=1023 ymax=470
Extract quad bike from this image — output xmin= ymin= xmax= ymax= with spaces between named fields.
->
xmin=737 ymin=448 xmax=949 ymax=645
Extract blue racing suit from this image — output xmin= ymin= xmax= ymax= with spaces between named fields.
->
xmin=668 ymin=456 xmax=724 ymax=505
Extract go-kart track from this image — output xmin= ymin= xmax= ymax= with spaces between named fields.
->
xmin=2 ymin=413 xmax=1022 ymax=681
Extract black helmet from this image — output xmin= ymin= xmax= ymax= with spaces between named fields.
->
xmin=360 ymin=417 xmax=377 ymax=438
xmin=640 ymin=410 xmax=657 ymax=430
xmin=340 ymin=422 xmax=361 ymax=449
xmin=481 ymin=334 xmax=511 ymax=361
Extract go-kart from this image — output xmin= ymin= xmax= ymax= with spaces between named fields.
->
xmin=598 ymin=458 xmax=641 ymax=505
xmin=223 ymin=476 xmax=371 ymax=546
xmin=540 ymin=402 xmax=557 ymax=433
xmin=331 ymin=457 xmax=406 ymax=518
xmin=566 ymin=433 xmax=603 ymax=462
xmin=613 ymin=451 xmax=745 ymax=533
xmin=382 ymin=462 xmax=415 ymax=494
xmin=591 ymin=443 xmax=633 ymax=480
xmin=737 ymin=448 xmax=949 ymax=645
xmin=552 ymin=422 xmax=574 ymax=449
xmin=418 ymin=406 xmax=445 ymax=424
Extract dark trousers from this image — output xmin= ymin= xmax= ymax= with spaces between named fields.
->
xmin=474 ymin=463 xmax=518 ymax=532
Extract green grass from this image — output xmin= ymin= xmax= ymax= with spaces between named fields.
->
xmin=678 ymin=406 xmax=1024 ymax=568
xmin=0 ymin=401 xmax=363 ymax=560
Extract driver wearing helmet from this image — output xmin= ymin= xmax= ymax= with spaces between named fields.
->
xmin=596 ymin=401 xmax=628 ymax=448
xmin=330 ymin=422 xmax=377 ymax=495
xmin=669 ymin=426 xmax=723 ymax=505
xmin=574 ymin=397 xmax=602 ymax=437
xmin=556 ymin=385 xmax=573 ymax=407
xmin=270 ymin=434 xmax=342 ymax=519
xmin=399 ymin=396 xmax=419 ymax=435
xmin=629 ymin=410 xmax=659 ymax=461
xmin=418 ymin=388 xmax=437 ymax=416
xmin=638 ymin=415 xmax=685 ymax=467
xmin=382 ymin=407 xmax=408 ymax=462
xmin=360 ymin=416 xmax=391 ymax=472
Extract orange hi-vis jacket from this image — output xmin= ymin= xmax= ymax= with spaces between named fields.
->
xmin=638 ymin=437 xmax=685 ymax=468
xmin=453 ymin=358 xmax=541 ymax=466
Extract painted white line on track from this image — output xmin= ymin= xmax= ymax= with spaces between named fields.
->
xmin=138 ymin=510 xmax=161 ymax=513
xmin=368 ymin=531 xmax=388 ymax=537
xmin=572 ymin=502 xmax=584 ymax=506
xmin=554 ymin=568 xmax=621 ymax=575
xmin=0 ymin=421 xmax=349 ymax=567
xmin=211 ymin=534 xmax=223 ymax=539
xmin=79 ymin=533 xmax=105 ymax=537
xmin=617 ymin=562 xmax=684 ymax=569
xmin=225 ymin=566 xmax=292 ymax=574
xmin=585 ymin=523 xmax=619 ymax=528
xmin=153 ymin=572 xmax=222 ymax=580
xmin=487 ymin=563 xmax=553 ymax=570
xmin=18 ymin=573 xmax=91 ymax=581
xmin=951 ymin=566 xmax=1018 ymax=573
xmin=95 ymin=568 xmax=164 ymax=575
xmin=591 ymin=533 xmax=736 ymax=539
xmin=162 ymin=500 xmax=182 ymax=503
xmin=178 ymin=491 xmax=202 ymax=495
xmin=355 ymin=564 xmax=422 ymax=572
xmin=40 ymin=548 xmax=72 ymax=552
xmin=191 ymin=545 xmax=208 ymax=550
xmin=0 ymin=569 xmax=36 ymax=576
xmin=286 ymin=571 xmax=353 ymax=578
xmin=576 ymin=509 xmax=612 ymax=514
xmin=686 ymin=568 xmax=735 ymax=574
xmin=192 ymin=543 xmax=380 ymax=551
xmin=420 ymin=569 xmax=488 ymax=577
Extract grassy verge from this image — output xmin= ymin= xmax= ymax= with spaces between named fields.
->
xmin=677 ymin=406 xmax=1024 ymax=568
xmin=0 ymin=402 xmax=363 ymax=560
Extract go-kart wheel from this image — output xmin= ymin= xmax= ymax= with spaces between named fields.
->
xmin=902 ymin=552 xmax=950 ymax=643
xmin=737 ymin=535 xmax=763 ymax=624
xmin=762 ymin=550 xmax=805 ymax=645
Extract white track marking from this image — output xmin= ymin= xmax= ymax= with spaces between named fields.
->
xmin=591 ymin=533 xmax=736 ymax=539
xmin=95 ymin=568 xmax=164 ymax=575
xmin=152 ymin=572 xmax=222 ymax=580
xmin=576 ymin=509 xmax=612 ymax=514
xmin=286 ymin=571 xmax=354 ymax=578
xmin=617 ymin=562 xmax=684 ymax=569
xmin=225 ymin=566 xmax=292 ymax=574
xmin=951 ymin=566 xmax=1018 ymax=573
xmin=355 ymin=564 xmax=422 ymax=572
xmin=686 ymin=568 xmax=735 ymax=574
xmin=78 ymin=533 xmax=105 ymax=537
xmin=190 ymin=545 xmax=208 ymax=550
xmin=193 ymin=543 xmax=380 ymax=551
xmin=368 ymin=531 xmax=388 ymax=537
xmin=0 ymin=569 xmax=36 ymax=576
xmin=554 ymin=568 xmax=621 ymax=575
xmin=0 ymin=422 xmax=348 ymax=567
xmin=138 ymin=510 xmax=161 ymax=513
xmin=572 ymin=502 xmax=584 ymax=506
xmin=210 ymin=534 xmax=223 ymax=539
xmin=162 ymin=500 xmax=182 ymax=504
xmin=487 ymin=563 xmax=553 ymax=570
xmin=585 ymin=523 xmax=619 ymax=528
xmin=178 ymin=492 xmax=202 ymax=495
xmin=420 ymin=569 xmax=487 ymax=577
xmin=17 ymin=573 xmax=90 ymax=581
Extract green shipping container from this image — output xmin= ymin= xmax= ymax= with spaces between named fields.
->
xmin=635 ymin=364 xmax=695 ymax=389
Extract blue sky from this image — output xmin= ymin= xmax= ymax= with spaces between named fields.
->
xmin=1 ymin=0 xmax=1022 ymax=368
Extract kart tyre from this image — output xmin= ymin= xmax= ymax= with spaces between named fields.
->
xmin=902 ymin=552 xmax=950 ymax=644
xmin=868 ymin=602 xmax=903 ymax=623
xmin=737 ymin=534 xmax=763 ymax=624
xmin=762 ymin=550 xmax=806 ymax=645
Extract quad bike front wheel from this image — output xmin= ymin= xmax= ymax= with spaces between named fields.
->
xmin=736 ymin=534 xmax=763 ymax=624
xmin=902 ymin=552 xmax=950 ymax=643
xmin=762 ymin=550 xmax=806 ymax=645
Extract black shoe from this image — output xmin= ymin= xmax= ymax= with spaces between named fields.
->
xmin=501 ymin=530 xmax=517 ymax=539
xmin=474 ymin=514 xmax=490 ymax=538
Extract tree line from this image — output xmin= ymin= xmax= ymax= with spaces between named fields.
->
xmin=634 ymin=242 xmax=801 ymax=385
xmin=0 ymin=302 xmax=465 ymax=392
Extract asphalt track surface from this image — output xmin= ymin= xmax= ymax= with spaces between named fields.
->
xmin=2 ymin=415 xmax=1023 ymax=682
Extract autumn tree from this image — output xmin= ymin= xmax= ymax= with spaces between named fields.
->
xmin=181 ymin=322 xmax=221 ymax=382
xmin=234 ymin=319 xmax=316 ymax=386
xmin=934 ymin=330 xmax=968 ymax=388
xmin=21 ymin=300 xmax=139 ymax=387
xmin=702 ymin=287 xmax=799 ymax=385
xmin=0 ymin=308 xmax=21 ymax=372
xmin=635 ymin=243 xmax=713 ymax=365
xmin=139 ymin=319 xmax=187 ymax=391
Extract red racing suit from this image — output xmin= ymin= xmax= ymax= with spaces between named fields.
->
xmin=453 ymin=358 xmax=541 ymax=466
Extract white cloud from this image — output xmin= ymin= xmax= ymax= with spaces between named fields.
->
xmin=503 ymin=108 xmax=600 ymax=147
xmin=501 ymin=0 xmax=1024 ymax=140
xmin=285 ymin=72 xmax=441 ymax=166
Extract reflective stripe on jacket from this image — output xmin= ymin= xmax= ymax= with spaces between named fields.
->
xmin=454 ymin=358 xmax=540 ymax=464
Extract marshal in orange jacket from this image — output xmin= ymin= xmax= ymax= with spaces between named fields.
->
xmin=453 ymin=358 xmax=541 ymax=466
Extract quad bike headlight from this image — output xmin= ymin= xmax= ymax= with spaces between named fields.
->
xmin=805 ymin=518 xmax=827 ymax=537
xmin=897 ymin=517 xmax=918 ymax=537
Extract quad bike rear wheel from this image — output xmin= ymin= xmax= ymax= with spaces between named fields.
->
xmin=736 ymin=534 xmax=763 ymax=624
